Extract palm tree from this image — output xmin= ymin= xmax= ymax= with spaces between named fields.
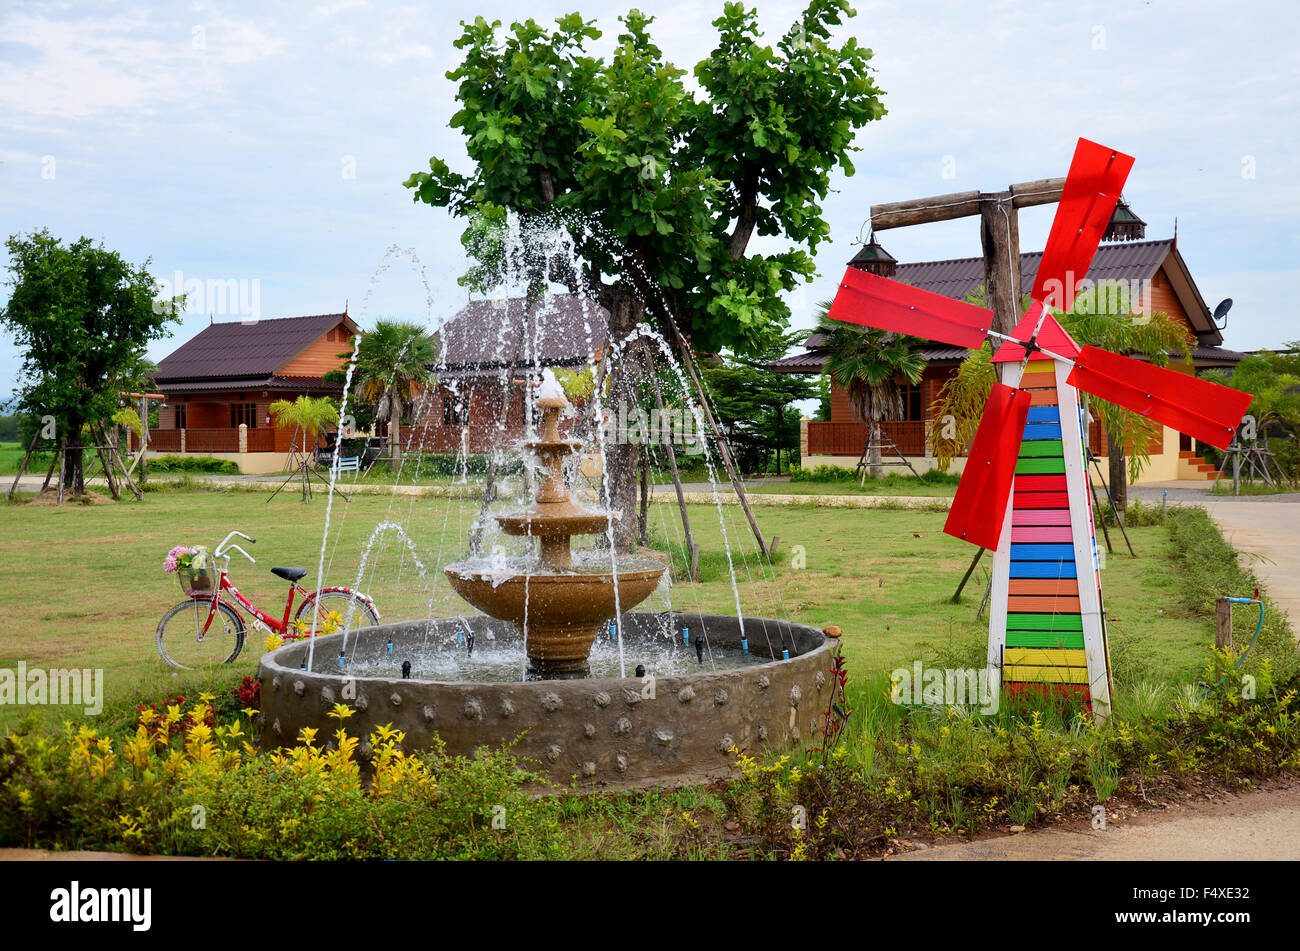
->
xmin=352 ymin=321 xmax=436 ymax=464
xmin=270 ymin=395 xmax=339 ymax=501
xmin=815 ymin=303 xmax=926 ymax=479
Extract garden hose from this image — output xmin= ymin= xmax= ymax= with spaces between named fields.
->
xmin=1203 ymin=595 xmax=1265 ymax=694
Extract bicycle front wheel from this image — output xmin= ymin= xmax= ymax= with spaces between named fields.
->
xmin=294 ymin=590 xmax=380 ymax=638
xmin=156 ymin=599 xmax=246 ymax=669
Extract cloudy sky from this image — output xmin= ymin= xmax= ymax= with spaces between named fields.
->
xmin=1 ymin=0 xmax=1297 ymax=398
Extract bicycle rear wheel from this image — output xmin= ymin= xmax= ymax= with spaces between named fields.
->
xmin=294 ymin=590 xmax=380 ymax=637
xmin=156 ymin=599 xmax=246 ymax=669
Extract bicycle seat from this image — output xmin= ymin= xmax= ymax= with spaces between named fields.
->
xmin=271 ymin=566 xmax=309 ymax=582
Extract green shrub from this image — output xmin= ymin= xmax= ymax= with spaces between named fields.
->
xmin=370 ymin=453 xmax=525 ymax=478
xmin=149 ymin=454 xmax=240 ymax=475
xmin=789 ymin=465 xmax=960 ymax=487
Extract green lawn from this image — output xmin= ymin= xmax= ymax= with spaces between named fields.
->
xmin=0 ymin=483 xmax=1212 ymax=729
xmin=0 ymin=440 xmax=55 ymax=476
xmin=747 ymin=479 xmax=959 ymax=497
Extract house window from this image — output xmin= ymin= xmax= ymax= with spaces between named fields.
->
xmin=899 ymin=384 xmax=922 ymax=421
xmin=231 ymin=402 xmax=257 ymax=429
xmin=443 ymin=397 xmax=462 ymax=427
xmin=175 ymin=405 xmax=187 ymax=429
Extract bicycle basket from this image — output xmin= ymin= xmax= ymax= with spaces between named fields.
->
xmin=177 ymin=565 xmax=215 ymax=597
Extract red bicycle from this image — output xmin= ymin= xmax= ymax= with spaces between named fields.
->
xmin=155 ymin=531 xmax=380 ymax=669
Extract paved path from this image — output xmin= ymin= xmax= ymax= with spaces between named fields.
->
xmin=1133 ymin=481 xmax=1300 ymax=628
xmin=893 ymin=783 xmax=1300 ymax=861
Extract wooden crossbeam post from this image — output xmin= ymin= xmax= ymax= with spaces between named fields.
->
xmin=870 ymin=177 xmax=1065 ymax=338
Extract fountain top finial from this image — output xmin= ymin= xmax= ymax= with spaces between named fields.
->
xmin=537 ymin=368 xmax=568 ymax=410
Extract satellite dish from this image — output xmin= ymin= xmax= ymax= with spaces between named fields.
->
xmin=1212 ymin=298 xmax=1233 ymax=329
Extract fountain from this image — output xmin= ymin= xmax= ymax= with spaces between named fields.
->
xmin=255 ymin=221 xmax=833 ymax=787
xmin=442 ymin=370 xmax=666 ymax=679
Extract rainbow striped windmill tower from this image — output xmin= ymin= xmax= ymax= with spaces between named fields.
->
xmin=828 ymin=139 xmax=1254 ymax=720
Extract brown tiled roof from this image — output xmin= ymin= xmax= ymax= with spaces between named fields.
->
xmin=769 ymin=342 xmax=966 ymax=374
xmin=154 ymin=313 xmax=355 ymax=383
xmin=894 ymin=239 xmax=1175 ymax=303
xmin=433 ymin=295 xmax=608 ymax=373
xmin=155 ymin=374 xmax=342 ymax=394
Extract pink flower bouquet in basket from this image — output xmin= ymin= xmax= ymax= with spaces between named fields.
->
xmin=163 ymin=545 xmax=214 ymax=596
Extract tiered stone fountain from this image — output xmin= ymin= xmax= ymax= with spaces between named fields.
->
xmin=257 ymin=374 xmax=831 ymax=786
xmin=443 ymin=371 xmax=666 ymax=679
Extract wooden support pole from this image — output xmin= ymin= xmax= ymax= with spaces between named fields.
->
xmin=93 ymin=430 xmax=121 ymax=501
xmin=979 ymin=190 xmax=1022 ymax=337
xmin=1215 ymin=597 xmax=1234 ymax=652
xmin=6 ymin=429 xmax=40 ymax=500
xmin=637 ymin=442 xmax=649 ymax=546
xmin=108 ymin=426 xmax=143 ymax=501
xmin=40 ymin=450 xmax=58 ymax=493
xmin=650 ymin=369 xmax=700 ymax=581
xmin=664 ymin=310 xmax=769 ymax=559
xmin=951 ymin=547 xmax=986 ymax=603
xmin=55 ymin=438 xmax=66 ymax=505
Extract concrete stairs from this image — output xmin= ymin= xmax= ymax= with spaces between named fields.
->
xmin=1177 ymin=449 xmax=1220 ymax=481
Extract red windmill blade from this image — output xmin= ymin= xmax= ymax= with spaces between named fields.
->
xmin=1067 ymin=346 xmax=1253 ymax=451
xmin=829 ymin=267 xmax=991 ymax=349
xmin=943 ymin=383 xmax=1030 ymax=549
xmin=1030 ymin=138 xmax=1135 ymax=309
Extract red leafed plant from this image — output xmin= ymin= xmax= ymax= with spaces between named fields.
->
xmin=237 ymin=675 xmax=260 ymax=711
xmin=808 ymin=643 xmax=851 ymax=766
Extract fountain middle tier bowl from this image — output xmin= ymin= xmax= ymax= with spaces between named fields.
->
xmin=494 ymin=508 xmax=622 ymax=538
xmin=443 ymin=555 xmax=667 ymax=677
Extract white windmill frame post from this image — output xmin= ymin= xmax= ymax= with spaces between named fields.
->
xmin=1054 ymin=359 xmax=1111 ymax=721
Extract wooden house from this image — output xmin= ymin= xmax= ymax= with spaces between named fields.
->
xmin=401 ymin=294 xmax=607 ymax=454
xmin=139 ymin=312 xmax=360 ymax=473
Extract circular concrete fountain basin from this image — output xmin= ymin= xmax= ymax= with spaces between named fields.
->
xmin=257 ymin=611 xmax=831 ymax=787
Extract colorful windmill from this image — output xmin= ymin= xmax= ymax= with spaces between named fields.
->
xmin=828 ymin=139 xmax=1254 ymax=719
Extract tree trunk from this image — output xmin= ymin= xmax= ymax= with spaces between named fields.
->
xmin=63 ymin=418 xmax=86 ymax=497
xmin=1106 ymin=428 xmax=1128 ymax=513
xmin=389 ymin=391 xmax=403 ymax=465
xmin=869 ymin=421 xmax=883 ymax=480
xmin=603 ymin=283 xmax=646 ymax=553
xmin=637 ymin=443 xmax=649 ymax=546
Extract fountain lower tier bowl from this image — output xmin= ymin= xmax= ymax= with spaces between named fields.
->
xmin=257 ymin=611 xmax=831 ymax=787
xmin=443 ymin=556 xmax=666 ymax=678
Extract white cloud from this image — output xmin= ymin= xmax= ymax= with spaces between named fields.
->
xmin=0 ymin=9 xmax=284 ymax=119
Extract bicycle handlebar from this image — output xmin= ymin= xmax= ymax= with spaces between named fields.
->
xmin=215 ymin=531 xmax=257 ymax=562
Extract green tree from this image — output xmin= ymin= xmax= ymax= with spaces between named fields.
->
xmin=814 ymin=303 xmax=925 ymax=479
xmin=270 ymin=396 xmax=340 ymax=501
xmin=1203 ymin=342 xmax=1300 ymax=480
xmin=350 ymin=321 xmax=436 ymax=464
xmin=0 ymin=230 xmax=180 ymax=497
xmin=700 ymin=331 xmax=817 ymax=473
xmin=405 ymin=1 xmax=886 ymax=546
